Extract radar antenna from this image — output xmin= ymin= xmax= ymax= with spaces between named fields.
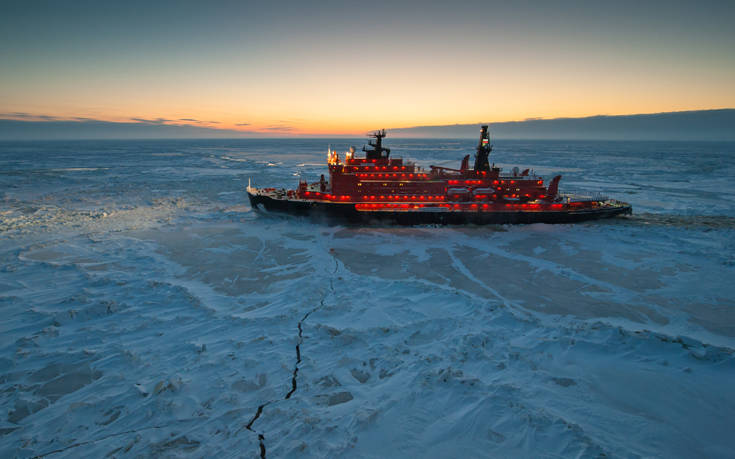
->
xmin=473 ymin=125 xmax=492 ymax=171
xmin=363 ymin=129 xmax=391 ymax=160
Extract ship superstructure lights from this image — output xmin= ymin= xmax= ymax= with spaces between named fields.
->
xmin=327 ymin=147 xmax=340 ymax=165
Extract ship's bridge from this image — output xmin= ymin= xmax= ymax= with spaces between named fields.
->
xmin=328 ymin=148 xmax=403 ymax=168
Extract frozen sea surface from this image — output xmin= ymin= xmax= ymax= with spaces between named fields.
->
xmin=1 ymin=139 xmax=734 ymax=458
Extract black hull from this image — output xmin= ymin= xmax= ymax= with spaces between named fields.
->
xmin=247 ymin=193 xmax=632 ymax=225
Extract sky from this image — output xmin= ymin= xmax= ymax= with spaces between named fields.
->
xmin=1 ymin=0 xmax=734 ymax=136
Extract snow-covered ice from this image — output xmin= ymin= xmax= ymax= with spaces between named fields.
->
xmin=1 ymin=139 xmax=734 ymax=457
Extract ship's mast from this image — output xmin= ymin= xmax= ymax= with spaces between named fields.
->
xmin=363 ymin=129 xmax=391 ymax=160
xmin=473 ymin=125 xmax=492 ymax=171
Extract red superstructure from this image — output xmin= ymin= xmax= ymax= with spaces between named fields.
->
xmin=248 ymin=126 xmax=631 ymax=224
xmin=297 ymin=127 xmax=568 ymax=212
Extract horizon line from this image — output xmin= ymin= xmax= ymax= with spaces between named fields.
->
xmin=1 ymin=107 xmax=733 ymax=137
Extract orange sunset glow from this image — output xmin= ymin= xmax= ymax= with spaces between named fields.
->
xmin=1 ymin=1 xmax=734 ymax=136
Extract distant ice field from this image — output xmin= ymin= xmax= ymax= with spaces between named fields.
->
xmin=1 ymin=139 xmax=734 ymax=458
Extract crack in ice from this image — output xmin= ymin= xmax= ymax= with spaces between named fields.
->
xmin=240 ymin=257 xmax=339 ymax=458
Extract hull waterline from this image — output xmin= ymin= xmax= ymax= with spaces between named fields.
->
xmin=247 ymin=192 xmax=632 ymax=225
